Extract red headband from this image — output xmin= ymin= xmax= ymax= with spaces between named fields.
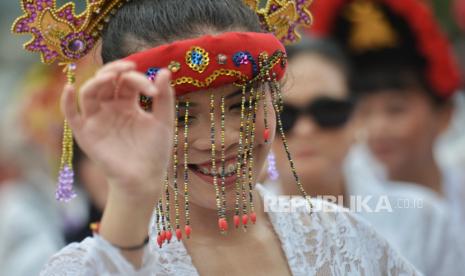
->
xmin=124 ymin=32 xmax=287 ymax=97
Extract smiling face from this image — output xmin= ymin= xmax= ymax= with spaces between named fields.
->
xmin=167 ymin=84 xmax=276 ymax=210
xmin=273 ymin=53 xmax=354 ymax=192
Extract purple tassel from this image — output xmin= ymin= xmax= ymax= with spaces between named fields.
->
xmin=267 ymin=152 xmax=279 ymax=181
xmin=56 ymin=165 xmax=77 ymax=202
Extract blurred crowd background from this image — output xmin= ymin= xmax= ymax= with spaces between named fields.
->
xmin=1 ymin=0 xmax=465 ymax=275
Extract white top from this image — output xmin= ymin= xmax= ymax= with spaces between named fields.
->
xmin=0 ymin=172 xmax=90 ymax=276
xmin=345 ymin=145 xmax=465 ymax=275
xmin=40 ymin=185 xmax=420 ymax=276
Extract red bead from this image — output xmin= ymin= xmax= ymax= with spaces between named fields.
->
xmin=160 ymin=230 xmax=166 ymax=242
xmin=176 ymin=229 xmax=183 ymax=241
xmin=166 ymin=231 xmax=173 ymax=242
xmin=218 ymin=218 xmax=228 ymax=231
xmin=250 ymin=212 xmax=257 ymax=224
xmin=233 ymin=215 xmax=240 ymax=228
xmin=242 ymin=214 xmax=249 ymax=225
xmin=157 ymin=235 xmax=163 ymax=248
xmin=263 ymin=129 xmax=270 ymax=142
xmin=185 ymin=225 xmax=192 ymax=238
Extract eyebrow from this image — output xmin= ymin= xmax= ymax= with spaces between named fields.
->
xmin=225 ymin=89 xmax=243 ymax=100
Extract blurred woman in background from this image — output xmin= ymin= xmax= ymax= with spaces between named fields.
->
xmin=310 ymin=0 xmax=465 ymax=230
xmin=267 ymin=37 xmax=465 ymax=275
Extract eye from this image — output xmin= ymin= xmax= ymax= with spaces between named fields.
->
xmin=177 ymin=115 xmax=196 ymax=127
xmin=229 ymin=102 xmax=242 ymax=111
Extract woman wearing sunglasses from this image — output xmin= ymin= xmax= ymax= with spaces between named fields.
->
xmin=267 ymin=37 xmax=465 ymax=275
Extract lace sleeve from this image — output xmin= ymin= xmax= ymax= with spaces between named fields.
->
xmin=267 ymin=198 xmax=423 ymax=276
xmin=40 ymin=236 xmax=160 ymax=276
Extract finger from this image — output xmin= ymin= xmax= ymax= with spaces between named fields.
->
xmin=61 ymin=84 xmax=82 ymax=129
xmin=116 ymin=71 xmax=156 ymax=101
xmin=95 ymin=60 xmax=136 ymax=78
xmin=151 ymin=69 xmax=175 ymax=125
xmin=79 ymin=72 xmax=117 ymax=117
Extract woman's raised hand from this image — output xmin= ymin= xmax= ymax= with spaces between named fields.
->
xmin=61 ymin=61 xmax=175 ymax=199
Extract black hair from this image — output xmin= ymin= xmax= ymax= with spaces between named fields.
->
xmin=331 ymin=2 xmax=448 ymax=106
xmin=101 ymin=0 xmax=263 ymax=63
xmin=285 ymin=36 xmax=352 ymax=83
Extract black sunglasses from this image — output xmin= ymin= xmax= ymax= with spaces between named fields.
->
xmin=280 ymin=96 xmax=354 ymax=133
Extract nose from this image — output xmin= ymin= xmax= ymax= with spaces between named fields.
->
xmin=191 ymin=114 xmax=240 ymax=154
xmin=291 ymin=116 xmax=318 ymax=137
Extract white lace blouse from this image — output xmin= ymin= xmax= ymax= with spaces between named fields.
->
xmin=41 ymin=186 xmax=421 ymax=276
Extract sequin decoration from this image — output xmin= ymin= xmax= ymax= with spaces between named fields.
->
xmin=141 ymin=67 xmax=160 ymax=111
xmin=233 ymin=51 xmax=259 ymax=76
xmin=217 ymin=54 xmax=228 ymax=65
xmin=168 ymin=61 xmax=181 ymax=73
xmin=146 ymin=67 xmax=160 ymax=81
xmin=186 ymin=46 xmax=210 ymax=73
xmin=61 ymin=32 xmax=95 ymax=60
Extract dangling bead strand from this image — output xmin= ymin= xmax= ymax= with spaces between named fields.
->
xmin=183 ymin=100 xmax=192 ymax=238
xmin=164 ymin=175 xmax=173 ymax=243
xmin=210 ymin=94 xmax=226 ymax=232
xmin=220 ymin=96 xmax=228 ymax=229
xmin=247 ymin=86 xmax=261 ymax=224
xmin=56 ymin=63 xmax=78 ymax=202
xmin=234 ymin=86 xmax=247 ymax=229
xmin=269 ymin=75 xmax=313 ymax=212
xmin=173 ymin=101 xmax=182 ymax=241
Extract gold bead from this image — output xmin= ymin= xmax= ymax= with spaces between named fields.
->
xmin=168 ymin=61 xmax=181 ymax=73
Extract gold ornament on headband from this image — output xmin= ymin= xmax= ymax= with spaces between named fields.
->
xmin=345 ymin=0 xmax=398 ymax=52
xmin=11 ymin=0 xmax=129 ymax=202
xmin=243 ymin=0 xmax=313 ymax=45
xmin=12 ymin=0 xmax=129 ymax=65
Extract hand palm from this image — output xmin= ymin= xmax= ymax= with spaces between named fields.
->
xmin=62 ymin=62 xmax=174 ymax=193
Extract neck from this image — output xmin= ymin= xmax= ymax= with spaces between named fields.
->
xmin=389 ymin=155 xmax=443 ymax=196
xmin=280 ymin=169 xmax=346 ymax=204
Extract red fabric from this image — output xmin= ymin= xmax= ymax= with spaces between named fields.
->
xmin=308 ymin=0 xmax=462 ymax=99
xmin=124 ymin=32 xmax=286 ymax=97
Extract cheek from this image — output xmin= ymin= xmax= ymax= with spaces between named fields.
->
xmin=389 ymin=109 xmax=436 ymax=146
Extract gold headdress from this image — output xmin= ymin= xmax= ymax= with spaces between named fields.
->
xmin=244 ymin=0 xmax=313 ymax=44
xmin=344 ymin=0 xmax=398 ymax=52
xmin=12 ymin=0 xmax=130 ymax=201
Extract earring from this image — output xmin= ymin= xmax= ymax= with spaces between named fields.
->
xmin=267 ymin=151 xmax=280 ymax=181
xmin=56 ymin=64 xmax=78 ymax=202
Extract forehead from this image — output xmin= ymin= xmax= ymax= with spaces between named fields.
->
xmin=284 ymin=53 xmax=348 ymax=105
xmin=177 ymin=84 xmax=241 ymax=103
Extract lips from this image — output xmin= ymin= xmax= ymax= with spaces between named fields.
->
xmin=188 ymin=157 xmax=240 ymax=187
